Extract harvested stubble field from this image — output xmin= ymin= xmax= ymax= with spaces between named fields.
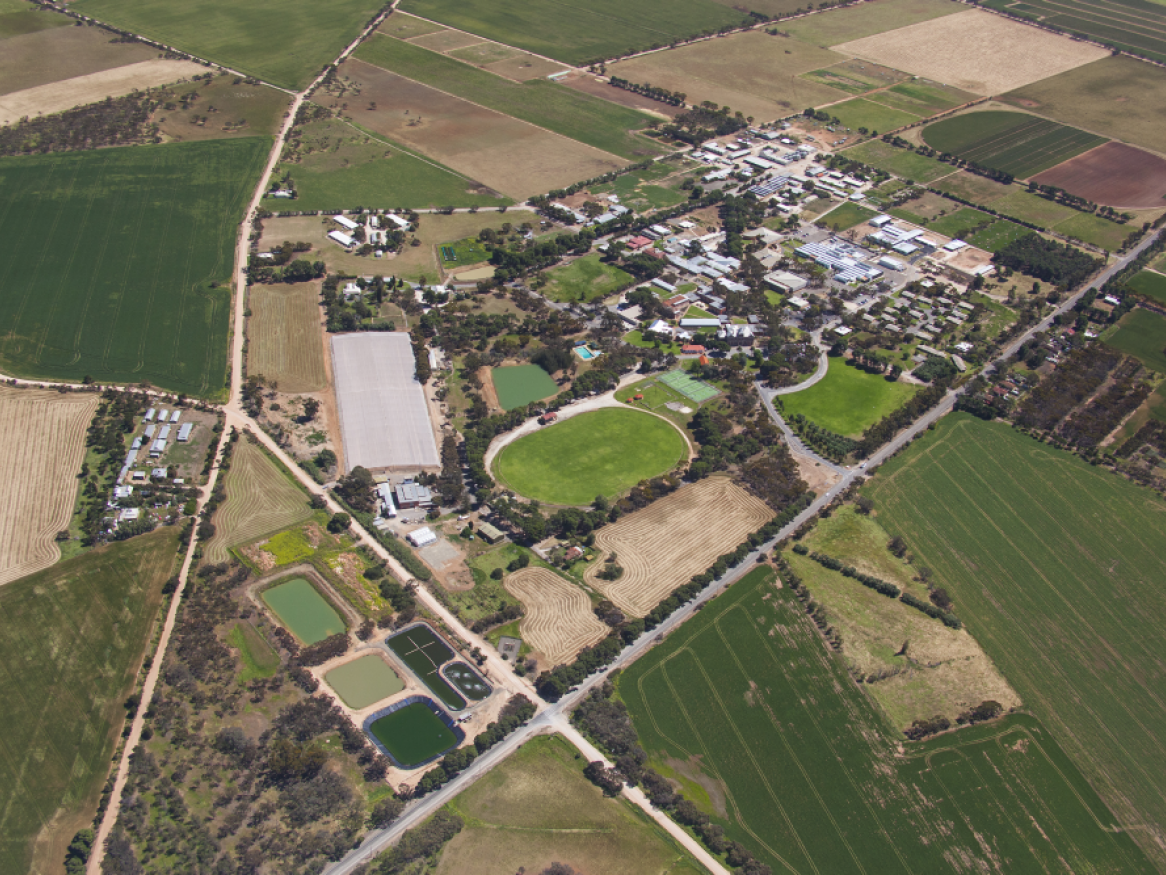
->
xmin=0 ymin=138 xmax=267 ymax=396
xmin=0 ymin=387 xmax=97 ymax=585
xmin=504 ymin=567 xmax=607 ymax=666
xmin=620 ymin=564 xmax=1156 ymax=875
xmin=1032 ymin=141 xmax=1166 ymax=209
xmin=336 ymin=59 xmax=623 ymax=200
xmin=247 ymin=283 xmax=327 ymax=393
xmin=0 ymin=528 xmax=178 ymax=875
xmin=834 ymin=9 xmax=1109 ymax=95
xmin=609 ymin=32 xmax=847 ymax=122
xmin=204 ymin=439 xmax=313 ymax=564
xmin=74 ymin=0 xmax=381 ymax=90
xmin=866 ymin=414 xmax=1166 ymax=870
xmin=0 ymin=24 xmax=158 ymax=96
xmin=584 ymin=477 xmax=771 ymax=617
xmin=782 ymin=0 xmax=963 ymax=47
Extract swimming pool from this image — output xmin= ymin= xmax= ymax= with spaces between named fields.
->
xmin=575 ymin=346 xmax=598 ymax=360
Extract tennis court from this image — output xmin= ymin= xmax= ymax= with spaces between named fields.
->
xmin=659 ymin=369 xmax=719 ymax=403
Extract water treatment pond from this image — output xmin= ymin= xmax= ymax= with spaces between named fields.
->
xmin=386 ymin=624 xmax=467 ymax=711
xmin=367 ymin=700 xmax=458 ymax=768
xmin=325 ymin=653 xmax=404 ymax=710
xmin=442 ymin=661 xmax=491 ymax=701
xmin=261 ymin=577 xmax=345 ymax=645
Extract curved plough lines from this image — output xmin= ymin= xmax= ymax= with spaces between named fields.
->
xmin=504 ymin=567 xmax=607 ymax=666
xmin=0 ymin=388 xmax=98 ymax=585
xmin=584 ymin=477 xmax=772 ymax=617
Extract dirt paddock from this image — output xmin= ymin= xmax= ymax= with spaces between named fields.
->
xmin=584 ymin=477 xmax=773 ymax=617
xmin=504 ymin=567 xmax=608 ymax=666
xmin=1032 ymin=141 xmax=1166 ymax=210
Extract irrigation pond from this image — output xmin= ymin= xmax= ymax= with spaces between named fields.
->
xmin=260 ymin=577 xmax=345 ymax=645
xmin=365 ymin=697 xmax=461 ymax=768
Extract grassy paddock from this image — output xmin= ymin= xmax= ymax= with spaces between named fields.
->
xmin=491 ymin=364 xmax=559 ymax=410
xmin=0 ymin=529 xmax=178 ymax=875
xmin=0 ymin=138 xmax=267 ymax=396
xmin=842 ymin=139 xmax=953 ymax=184
xmin=540 ymin=253 xmax=633 ymax=303
xmin=620 ymin=564 xmax=1151 ymax=874
xmin=866 ymin=414 xmax=1166 ymax=869
xmin=780 ymin=357 xmax=917 ymax=436
xmin=827 ymin=97 xmax=921 ymax=133
xmin=1104 ymin=307 xmax=1166 ymax=372
xmin=493 ymin=407 xmax=687 ymax=505
xmin=818 ymin=201 xmax=877 ymax=231
xmin=1127 ymin=269 xmax=1166 ymax=304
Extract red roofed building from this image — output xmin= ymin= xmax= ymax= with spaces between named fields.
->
xmin=627 ymin=236 xmax=653 ymax=250
xmin=682 ymin=344 xmax=706 ymax=355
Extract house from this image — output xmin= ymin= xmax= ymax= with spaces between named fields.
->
xmin=627 ymin=235 xmax=653 ymax=250
xmin=343 ymin=281 xmax=363 ymax=300
xmin=149 ymin=438 xmax=167 ymax=457
xmin=564 ymin=545 xmax=585 ymax=561
xmin=151 ymin=467 xmax=168 ymax=478
xmin=119 ymin=508 xmax=141 ymax=524
xmin=478 ymin=522 xmax=506 ymax=544
xmin=395 ymin=481 xmax=434 ymax=509
xmin=539 ymin=411 xmax=558 ymax=424
xmin=407 ymin=526 xmax=438 ymax=548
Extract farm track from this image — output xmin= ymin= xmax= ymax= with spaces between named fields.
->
xmin=504 ymin=567 xmax=608 ymax=666
xmin=248 ymin=284 xmax=328 ymax=393
xmin=203 ymin=438 xmax=313 ymax=564
xmin=585 ymin=478 xmax=772 ymax=617
xmin=0 ymin=387 xmax=98 ymax=585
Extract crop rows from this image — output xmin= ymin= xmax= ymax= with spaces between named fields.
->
xmin=1007 ymin=0 xmax=1166 ymax=63
xmin=584 ymin=477 xmax=771 ymax=617
xmin=929 ymin=115 xmax=1106 ymax=178
xmin=504 ymin=567 xmax=607 ymax=666
xmin=248 ymin=285 xmax=328 ymax=393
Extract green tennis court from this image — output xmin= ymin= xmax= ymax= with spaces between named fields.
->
xmin=659 ymin=369 xmax=719 ymax=403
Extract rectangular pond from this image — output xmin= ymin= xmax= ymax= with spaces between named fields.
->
xmin=387 ymin=624 xmax=466 ymax=711
xmin=365 ymin=697 xmax=461 ymax=769
xmin=261 ymin=577 xmax=345 ymax=645
xmin=491 ymin=364 xmax=558 ymax=411
xmin=325 ymin=653 xmax=404 ymax=710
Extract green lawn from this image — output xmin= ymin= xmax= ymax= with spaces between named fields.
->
xmin=74 ymin=0 xmax=380 ymax=89
xmin=866 ymin=414 xmax=1166 ymax=869
xmin=1104 ymin=307 xmax=1166 ymax=372
xmin=780 ymin=357 xmax=917 ymax=436
xmin=925 ymin=206 xmax=992 ymax=238
xmin=624 ymin=330 xmax=681 ymax=355
xmin=842 ymin=139 xmax=954 ymax=184
xmin=491 ymin=363 xmax=559 ymax=410
xmin=826 ymin=98 xmax=921 ymax=133
xmin=355 ymin=36 xmax=665 ymax=160
xmin=819 ymin=201 xmax=877 ymax=232
xmin=1128 ymin=269 xmax=1166 ymax=304
xmin=540 ymin=253 xmax=632 ymax=303
xmin=619 ymin=565 xmax=1153 ymax=875
xmin=0 ymin=138 xmax=268 ymax=397
xmin=966 ymin=217 xmax=1032 ymax=252
xmin=439 ymin=235 xmax=492 ymax=266
xmin=396 ymin=0 xmax=745 ymax=66
xmin=493 ymin=407 xmax=687 ymax=505
xmin=0 ymin=529 xmax=178 ymax=875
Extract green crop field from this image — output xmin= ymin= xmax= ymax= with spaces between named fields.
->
xmin=866 ymin=414 xmax=1166 ymax=869
xmin=984 ymin=0 xmax=1166 ymax=64
xmin=356 ymin=36 xmax=665 ymax=161
xmin=1055 ymin=210 xmax=1132 ymax=251
xmin=74 ymin=0 xmax=380 ymax=89
xmin=827 ymin=98 xmax=922 ymax=133
xmin=0 ymin=138 xmax=267 ymax=397
xmin=842 ymin=139 xmax=954 ymax=184
xmin=921 ymin=110 xmax=1107 ymax=179
xmin=439 ymin=733 xmax=705 ymax=875
xmin=780 ymin=357 xmax=917 ymax=436
xmin=396 ymin=0 xmax=745 ymax=66
xmin=540 ymin=253 xmax=632 ymax=303
xmin=368 ymin=701 xmax=457 ymax=767
xmin=868 ymin=80 xmax=977 ymax=117
xmin=1104 ymin=307 xmax=1166 ymax=372
xmin=493 ymin=407 xmax=687 ymax=505
xmin=491 ymin=364 xmax=559 ymax=411
xmin=0 ymin=528 xmax=178 ymax=875
xmin=1128 ymin=269 xmax=1166 ymax=304
xmin=620 ymin=565 xmax=1152 ymax=875
xmin=819 ymin=201 xmax=877 ymax=232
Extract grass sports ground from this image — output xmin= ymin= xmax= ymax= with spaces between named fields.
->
xmin=538 ymin=255 xmax=633 ymax=304
xmin=620 ymin=565 xmax=1155 ymax=874
xmin=0 ymin=529 xmax=178 ymax=875
xmin=493 ymin=408 xmax=688 ymax=506
xmin=387 ymin=624 xmax=466 ymax=710
xmin=260 ymin=577 xmax=346 ymax=645
xmin=324 ymin=654 xmax=404 ymax=710
xmin=866 ymin=415 xmax=1166 ymax=868
xmin=0 ymin=138 xmax=267 ymax=397
xmin=367 ymin=699 xmax=458 ymax=768
xmin=1105 ymin=308 xmax=1166 ymax=373
xmin=922 ymin=110 xmax=1106 ymax=178
xmin=491 ymin=364 xmax=559 ymax=410
xmin=780 ymin=358 xmax=917 ymax=436
xmin=439 ymin=733 xmax=705 ymax=875
xmin=74 ymin=0 xmax=381 ymax=89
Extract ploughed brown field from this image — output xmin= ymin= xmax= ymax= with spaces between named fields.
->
xmin=1032 ymin=141 xmax=1166 ymax=209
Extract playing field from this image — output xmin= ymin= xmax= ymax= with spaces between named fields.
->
xmin=780 ymin=358 xmax=917 ymax=437
xmin=73 ymin=0 xmax=381 ymax=89
xmin=204 ymin=440 xmax=313 ymax=564
xmin=247 ymin=284 xmax=327 ymax=393
xmin=539 ymin=254 xmax=633 ymax=304
xmin=658 ymin=369 xmax=719 ymax=403
xmin=261 ymin=577 xmax=346 ymax=645
xmin=387 ymin=624 xmax=466 ymax=710
xmin=584 ymin=477 xmax=772 ymax=616
xmin=396 ymin=0 xmax=745 ymax=66
xmin=494 ymin=408 xmax=688 ymax=506
xmin=0 ymin=138 xmax=267 ymax=396
xmin=491 ymin=364 xmax=559 ymax=411
xmin=866 ymin=414 xmax=1166 ymax=869
xmin=0 ymin=528 xmax=178 ymax=875
xmin=818 ymin=201 xmax=878 ymax=232
xmin=985 ymin=0 xmax=1166 ymax=64
xmin=367 ymin=700 xmax=458 ymax=768
xmin=504 ymin=566 xmax=607 ymax=666
xmin=1128 ymin=269 xmax=1166 ymax=305
xmin=1104 ymin=307 xmax=1166 ymax=373
xmin=0 ymin=387 xmax=97 ymax=585
xmin=438 ymin=733 xmax=706 ymax=875
xmin=620 ymin=564 xmax=1156 ymax=875
xmin=922 ymin=110 xmax=1107 ymax=179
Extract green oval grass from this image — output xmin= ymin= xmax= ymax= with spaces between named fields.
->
xmin=493 ymin=407 xmax=687 ymax=506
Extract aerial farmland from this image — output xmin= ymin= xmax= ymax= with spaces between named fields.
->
xmin=3 ymin=0 xmax=1166 ymax=871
